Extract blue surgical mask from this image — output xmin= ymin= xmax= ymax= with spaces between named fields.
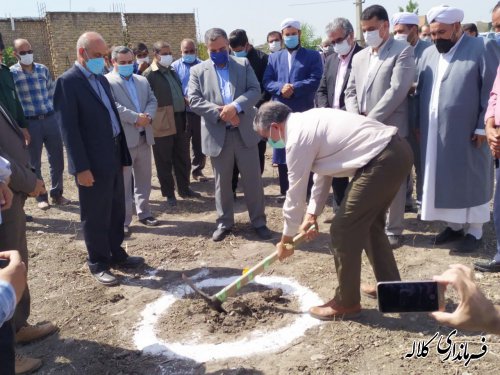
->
xmin=234 ymin=50 xmax=248 ymax=58
xmin=284 ymin=35 xmax=299 ymax=49
xmin=210 ymin=50 xmax=229 ymax=65
xmin=86 ymin=57 xmax=105 ymax=75
xmin=117 ymin=64 xmax=134 ymax=77
xmin=267 ymin=128 xmax=286 ymax=149
xmin=182 ymin=54 xmax=196 ymax=64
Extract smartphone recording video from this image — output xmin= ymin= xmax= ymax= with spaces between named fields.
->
xmin=377 ymin=281 xmax=445 ymax=313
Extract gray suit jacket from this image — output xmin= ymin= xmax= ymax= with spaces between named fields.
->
xmin=417 ymin=35 xmax=499 ymax=209
xmin=188 ymin=56 xmax=261 ymax=157
xmin=344 ymin=37 xmax=416 ymax=137
xmin=105 ymin=71 xmax=158 ymax=148
xmin=0 ymin=104 xmax=36 ymax=195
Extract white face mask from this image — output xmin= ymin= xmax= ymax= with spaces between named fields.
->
xmin=333 ymin=38 xmax=352 ymax=56
xmin=268 ymin=41 xmax=281 ymax=53
xmin=421 ymin=36 xmax=431 ymax=43
xmin=19 ymin=53 xmax=34 ymax=66
xmin=136 ymin=56 xmax=150 ymax=65
xmin=394 ymin=33 xmax=409 ymax=42
xmin=363 ymin=28 xmax=384 ymax=48
xmin=158 ymin=54 xmax=173 ymax=67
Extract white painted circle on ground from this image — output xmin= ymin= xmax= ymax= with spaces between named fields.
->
xmin=134 ymin=273 xmax=324 ymax=362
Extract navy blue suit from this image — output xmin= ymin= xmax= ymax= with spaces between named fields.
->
xmin=54 ymin=65 xmax=132 ymax=273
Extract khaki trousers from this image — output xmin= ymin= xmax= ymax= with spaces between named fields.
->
xmin=330 ymin=135 xmax=413 ymax=306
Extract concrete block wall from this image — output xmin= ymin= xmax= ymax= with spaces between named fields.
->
xmin=125 ymin=13 xmax=196 ymax=60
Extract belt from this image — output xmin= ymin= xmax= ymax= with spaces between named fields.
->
xmin=226 ymin=125 xmax=237 ymax=130
xmin=26 ymin=111 xmax=54 ymax=120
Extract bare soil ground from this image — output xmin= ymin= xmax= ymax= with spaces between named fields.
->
xmin=18 ymin=149 xmax=500 ymax=374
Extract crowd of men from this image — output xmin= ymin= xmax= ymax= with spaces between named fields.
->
xmin=1 ymin=2 xmax=500 ymax=373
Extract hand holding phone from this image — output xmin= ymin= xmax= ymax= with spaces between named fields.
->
xmin=377 ymin=281 xmax=445 ymax=313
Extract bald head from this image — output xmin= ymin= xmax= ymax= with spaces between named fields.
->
xmin=13 ymin=38 xmax=31 ymax=52
xmin=76 ymin=31 xmax=107 ymax=60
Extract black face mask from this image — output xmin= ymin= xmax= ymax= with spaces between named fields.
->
xmin=434 ymin=38 xmax=455 ymax=53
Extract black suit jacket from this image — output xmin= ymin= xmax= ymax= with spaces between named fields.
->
xmin=246 ymin=47 xmax=271 ymax=108
xmin=316 ymin=43 xmax=363 ymax=109
xmin=54 ymin=65 xmax=131 ymax=176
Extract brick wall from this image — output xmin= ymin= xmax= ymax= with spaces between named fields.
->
xmin=0 ymin=18 xmax=53 ymax=75
xmin=46 ymin=12 xmax=125 ymax=77
xmin=125 ymin=13 xmax=196 ymax=60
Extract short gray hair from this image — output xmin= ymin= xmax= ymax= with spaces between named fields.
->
xmin=111 ymin=46 xmax=133 ymax=61
xmin=76 ymin=31 xmax=105 ymax=55
xmin=325 ymin=18 xmax=354 ymax=36
xmin=153 ymin=41 xmax=170 ymax=53
xmin=253 ymin=102 xmax=292 ymax=132
xmin=204 ymin=28 xmax=228 ymax=45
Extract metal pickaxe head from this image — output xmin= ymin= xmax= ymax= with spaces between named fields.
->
xmin=182 ymin=273 xmax=226 ymax=313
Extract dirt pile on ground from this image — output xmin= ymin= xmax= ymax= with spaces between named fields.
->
xmin=157 ymin=285 xmax=299 ymax=344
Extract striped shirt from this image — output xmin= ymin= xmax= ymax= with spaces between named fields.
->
xmin=10 ymin=62 xmax=55 ymax=117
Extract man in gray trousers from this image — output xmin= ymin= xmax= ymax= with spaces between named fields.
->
xmin=188 ymin=28 xmax=271 ymax=242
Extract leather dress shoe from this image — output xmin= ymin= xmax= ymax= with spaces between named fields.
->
xmin=212 ymin=227 xmax=231 ymax=242
xmin=166 ymin=196 xmax=177 ymax=207
xmin=474 ymin=259 xmax=500 ymax=273
xmin=112 ymin=256 xmax=145 ymax=269
xmin=451 ymin=234 xmax=482 ymax=254
xmin=255 ymin=225 xmax=272 ymax=240
xmin=179 ymin=188 xmax=201 ymax=198
xmin=309 ymin=298 xmax=361 ymax=321
xmin=361 ymin=283 xmax=377 ymax=299
xmin=15 ymin=353 xmax=43 ymax=374
xmin=92 ymin=270 xmax=118 ymax=286
xmin=139 ymin=216 xmax=158 ymax=226
xmin=434 ymin=227 xmax=464 ymax=245
xmin=387 ymin=235 xmax=403 ymax=248
xmin=16 ymin=322 xmax=58 ymax=344
xmin=51 ymin=195 xmax=70 ymax=206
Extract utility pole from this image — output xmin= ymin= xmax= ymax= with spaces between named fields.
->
xmin=355 ymin=0 xmax=365 ymax=44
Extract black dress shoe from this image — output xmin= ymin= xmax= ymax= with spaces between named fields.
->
xmin=255 ymin=225 xmax=272 ymax=240
xmin=124 ymin=225 xmax=131 ymax=237
xmin=166 ymin=196 xmax=177 ymax=207
xmin=25 ymin=215 xmax=33 ymax=222
xmin=452 ymin=234 xmax=482 ymax=254
xmin=179 ymin=188 xmax=201 ymax=198
xmin=474 ymin=259 xmax=500 ymax=272
xmin=92 ymin=270 xmax=118 ymax=286
xmin=111 ymin=256 xmax=145 ymax=269
xmin=212 ymin=227 xmax=231 ymax=242
xmin=139 ymin=216 xmax=158 ymax=226
xmin=434 ymin=227 xmax=464 ymax=245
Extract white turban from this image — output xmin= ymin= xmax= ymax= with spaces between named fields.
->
xmin=280 ymin=18 xmax=301 ymax=31
xmin=426 ymin=5 xmax=464 ymax=24
xmin=391 ymin=12 xmax=419 ymax=26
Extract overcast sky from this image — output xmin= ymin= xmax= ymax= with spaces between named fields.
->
xmin=2 ymin=0 xmax=495 ymax=44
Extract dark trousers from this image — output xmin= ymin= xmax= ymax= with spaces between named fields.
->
xmin=152 ymin=113 xmax=191 ymax=197
xmin=277 ymin=164 xmax=289 ymax=195
xmin=27 ymin=114 xmax=64 ymax=202
xmin=232 ymin=139 xmax=266 ymax=192
xmin=186 ymin=112 xmax=206 ymax=176
xmin=332 ymin=177 xmax=349 ymax=206
xmin=0 ymin=320 xmax=14 ymax=375
xmin=406 ymin=128 xmax=422 ymax=203
xmin=331 ymin=136 xmax=413 ymax=306
xmin=78 ymin=140 xmax=127 ymax=273
xmin=0 ymin=193 xmax=30 ymax=331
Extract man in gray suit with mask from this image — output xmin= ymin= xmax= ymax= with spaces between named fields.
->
xmin=345 ymin=4 xmax=415 ymax=250
xmin=188 ymin=28 xmax=271 ymax=242
xmin=106 ymin=46 xmax=158 ymax=236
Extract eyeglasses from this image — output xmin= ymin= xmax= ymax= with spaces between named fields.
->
xmin=18 ymin=50 xmax=33 ymax=56
xmin=330 ymin=35 xmax=349 ymax=45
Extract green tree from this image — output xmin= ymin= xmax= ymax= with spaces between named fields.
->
xmin=299 ymin=22 xmax=322 ymax=50
xmin=197 ymin=41 xmax=209 ymax=61
xmin=398 ymin=0 xmax=419 ymax=14
xmin=2 ymin=47 xmax=17 ymax=67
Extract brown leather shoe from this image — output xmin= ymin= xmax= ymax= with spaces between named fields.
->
xmin=308 ymin=299 xmax=361 ymax=321
xmin=16 ymin=322 xmax=58 ymax=344
xmin=15 ymin=353 xmax=42 ymax=374
xmin=361 ymin=283 xmax=377 ymax=299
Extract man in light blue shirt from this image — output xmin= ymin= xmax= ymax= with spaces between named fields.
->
xmin=172 ymin=39 xmax=207 ymax=181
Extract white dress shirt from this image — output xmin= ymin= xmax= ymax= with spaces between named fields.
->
xmin=333 ymin=46 xmax=356 ymax=109
xmin=361 ymin=39 xmax=390 ymax=113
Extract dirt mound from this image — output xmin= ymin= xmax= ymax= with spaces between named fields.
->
xmin=157 ymin=284 xmax=300 ymax=344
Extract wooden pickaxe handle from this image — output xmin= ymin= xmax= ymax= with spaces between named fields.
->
xmin=214 ymin=226 xmax=315 ymax=303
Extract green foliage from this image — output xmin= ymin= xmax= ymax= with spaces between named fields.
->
xmin=398 ymin=0 xmax=419 ymax=14
xmin=2 ymin=47 xmax=17 ymax=67
xmin=197 ymin=42 xmax=209 ymax=61
xmin=300 ymin=22 xmax=322 ymax=50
